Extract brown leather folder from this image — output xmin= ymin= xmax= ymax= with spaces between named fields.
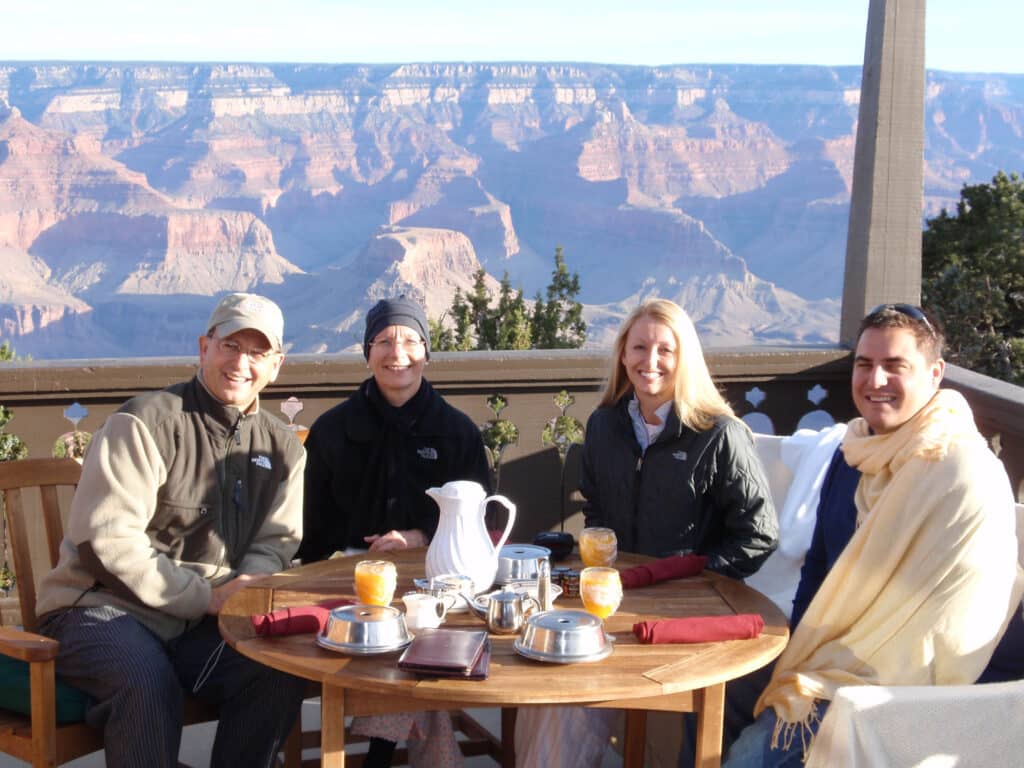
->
xmin=397 ymin=628 xmax=491 ymax=679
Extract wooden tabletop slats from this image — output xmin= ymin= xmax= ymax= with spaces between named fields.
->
xmin=220 ymin=548 xmax=787 ymax=706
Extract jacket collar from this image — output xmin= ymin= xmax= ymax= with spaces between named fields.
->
xmin=616 ymin=393 xmax=685 ymax=443
xmin=191 ymin=375 xmax=250 ymax=436
xmin=345 ymin=377 xmax=442 ymax=442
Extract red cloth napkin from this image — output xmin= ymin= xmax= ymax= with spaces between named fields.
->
xmin=250 ymin=598 xmax=353 ymax=637
xmin=619 ymin=554 xmax=708 ymax=589
xmin=632 ymin=613 xmax=764 ymax=644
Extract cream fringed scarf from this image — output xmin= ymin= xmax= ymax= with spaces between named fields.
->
xmin=754 ymin=389 xmax=1023 ymax=751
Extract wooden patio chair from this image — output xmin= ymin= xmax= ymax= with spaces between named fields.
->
xmin=0 ymin=457 xmax=300 ymax=768
xmin=0 ymin=457 xmax=106 ymax=767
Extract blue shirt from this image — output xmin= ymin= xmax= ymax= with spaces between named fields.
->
xmin=790 ymin=447 xmax=859 ymax=631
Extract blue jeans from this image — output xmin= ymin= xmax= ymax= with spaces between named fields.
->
xmin=722 ymin=700 xmax=828 ymax=768
xmin=680 ymin=662 xmax=776 ymax=768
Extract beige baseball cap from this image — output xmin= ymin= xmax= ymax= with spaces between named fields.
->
xmin=206 ymin=293 xmax=284 ymax=351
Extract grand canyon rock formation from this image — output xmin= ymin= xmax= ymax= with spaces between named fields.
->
xmin=0 ymin=63 xmax=1020 ymax=358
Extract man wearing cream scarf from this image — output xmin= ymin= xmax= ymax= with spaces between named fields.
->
xmin=724 ymin=304 xmax=1024 ymax=767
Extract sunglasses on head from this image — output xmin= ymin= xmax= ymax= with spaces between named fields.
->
xmin=869 ymin=303 xmax=933 ymax=330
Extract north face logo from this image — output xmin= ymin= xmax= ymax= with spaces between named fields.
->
xmin=251 ymin=455 xmax=273 ymax=470
xmin=672 ymin=451 xmax=688 ymax=462
xmin=417 ymin=447 xmax=438 ymax=460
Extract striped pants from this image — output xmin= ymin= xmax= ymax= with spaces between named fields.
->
xmin=40 ymin=604 xmax=305 ymax=768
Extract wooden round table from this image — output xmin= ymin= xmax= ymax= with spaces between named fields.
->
xmin=219 ymin=549 xmax=787 ymax=768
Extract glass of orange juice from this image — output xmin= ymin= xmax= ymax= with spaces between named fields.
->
xmin=579 ymin=527 xmax=618 ymax=568
xmin=579 ymin=566 xmax=622 ymax=623
xmin=354 ymin=560 xmax=397 ymax=606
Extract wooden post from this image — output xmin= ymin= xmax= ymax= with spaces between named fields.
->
xmin=841 ymin=0 xmax=928 ymax=346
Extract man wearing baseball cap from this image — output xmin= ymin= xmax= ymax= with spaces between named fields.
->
xmin=37 ymin=292 xmax=306 ymax=767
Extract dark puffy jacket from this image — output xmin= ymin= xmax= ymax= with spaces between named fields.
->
xmin=580 ymin=398 xmax=777 ymax=579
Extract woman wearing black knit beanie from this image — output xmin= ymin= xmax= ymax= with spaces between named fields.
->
xmin=298 ymin=296 xmax=490 ymax=768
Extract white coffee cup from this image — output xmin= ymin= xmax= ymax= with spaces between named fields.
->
xmin=401 ymin=592 xmax=455 ymax=632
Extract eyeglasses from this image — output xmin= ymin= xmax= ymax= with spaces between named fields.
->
xmin=868 ymin=303 xmax=933 ymax=331
xmin=369 ymin=337 xmax=425 ymax=353
xmin=211 ymin=336 xmax=279 ymax=364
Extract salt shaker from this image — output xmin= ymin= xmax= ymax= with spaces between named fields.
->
xmin=537 ymin=556 xmax=553 ymax=611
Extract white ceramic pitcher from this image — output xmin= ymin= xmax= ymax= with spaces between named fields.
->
xmin=424 ymin=480 xmax=516 ymax=595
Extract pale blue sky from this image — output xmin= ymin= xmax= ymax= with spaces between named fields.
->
xmin=4 ymin=1 xmax=1021 ymax=74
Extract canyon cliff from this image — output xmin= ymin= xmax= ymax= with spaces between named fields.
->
xmin=0 ymin=63 xmax=1020 ymax=357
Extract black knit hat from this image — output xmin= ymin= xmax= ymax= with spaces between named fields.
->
xmin=362 ymin=297 xmax=431 ymax=359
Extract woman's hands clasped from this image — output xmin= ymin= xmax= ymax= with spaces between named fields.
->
xmin=364 ymin=528 xmax=429 ymax=552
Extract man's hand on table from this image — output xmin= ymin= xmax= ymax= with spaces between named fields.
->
xmin=207 ymin=573 xmax=270 ymax=615
xmin=364 ymin=529 xmax=428 ymax=552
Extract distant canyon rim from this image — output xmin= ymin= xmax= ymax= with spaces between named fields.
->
xmin=0 ymin=62 xmax=1021 ymax=358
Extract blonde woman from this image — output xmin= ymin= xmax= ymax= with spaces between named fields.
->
xmin=516 ymin=299 xmax=778 ymax=768
xmin=581 ymin=298 xmax=776 ymax=575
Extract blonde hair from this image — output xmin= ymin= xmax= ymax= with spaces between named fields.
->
xmin=599 ymin=299 xmax=736 ymax=432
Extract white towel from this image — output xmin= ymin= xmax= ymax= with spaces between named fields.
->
xmin=777 ymin=423 xmax=847 ymax=558
xmin=745 ymin=424 xmax=847 ymax=617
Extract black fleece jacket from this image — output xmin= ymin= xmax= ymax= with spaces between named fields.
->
xmin=297 ymin=378 xmax=491 ymax=562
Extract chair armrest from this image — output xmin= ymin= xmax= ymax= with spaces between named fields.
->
xmin=0 ymin=625 xmax=92 ymax=729
xmin=0 ymin=625 xmax=60 ymax=662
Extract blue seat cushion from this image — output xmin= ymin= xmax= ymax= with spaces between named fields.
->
xmin=0 ymin=655 xmax=91 ymax=724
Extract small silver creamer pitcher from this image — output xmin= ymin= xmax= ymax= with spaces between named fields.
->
xmin=468 ymin=587 xmax=540 ymax=634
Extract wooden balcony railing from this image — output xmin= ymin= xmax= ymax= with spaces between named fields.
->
xmin=2 ymin=349 xmax=1021 ymax=527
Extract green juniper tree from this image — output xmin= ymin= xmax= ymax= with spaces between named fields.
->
xmin=0 ymin=342 xmax=27 ymax=463
xmin=466 ymin=269 xmax=496 ymax=349
xmin=922 ymin=171 xmax=1024 ymax=385
xmin=445 ymin=271 xmax=495 ymax=351
xmin=427 ymin=314 xmax=455 ymax=353
xmin=0 ymin=340 xmax=27 ymax=594
xmin=532 ymin=246 xmax=586 ymax=350
xmin=434 ymin=247 xmax=586 ymax=351
xmin=528 ymin=290 xmax=546 ymax=350
xmin=494 ymin=274 xmax=532 ymax=351
xmin=446 ymin=288 xmax=476 ymax=352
